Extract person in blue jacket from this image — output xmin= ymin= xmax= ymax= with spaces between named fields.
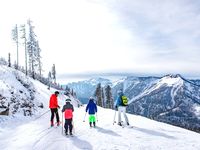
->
xmin=86 ymin=97 xmax=97 ymax=127
xmin=115 ymin=89 xmax=129 ymax=126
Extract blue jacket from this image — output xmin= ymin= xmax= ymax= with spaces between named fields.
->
xmin=86 ymin=100 xmax=97 ymax=115
xmin=115 ymin=93 xmax=124 ymax=107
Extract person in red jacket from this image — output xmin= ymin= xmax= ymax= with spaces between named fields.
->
xmin=49 ymin=91 xmax=60 ymax=126
xmin=62 ymin=98 xmax=74 ymax=135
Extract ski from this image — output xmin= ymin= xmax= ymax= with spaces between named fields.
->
xmin=113 ymin=122 xmax=133 ymax=128
xmin=64 ymin=134 xmax=74 ymax=138
xmin=121 ymin=124 xmax=134 ymax=128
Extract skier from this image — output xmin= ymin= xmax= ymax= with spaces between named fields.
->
xmin=49 ymin=91 xmax=61 ymax=127
xmin=86 ymin=97 xmax=97 ymax=127
xmin=114 ymin=89 xmax=129 ymax=126
xmin=62 ymin=98 xmax=74 ymax=135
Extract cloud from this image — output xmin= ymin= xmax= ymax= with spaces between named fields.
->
xmin=0 ymin=0 xmax=200 ymax=80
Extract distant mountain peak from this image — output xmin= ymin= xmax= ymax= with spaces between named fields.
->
xmin=88 ymin=77 xmax=110 ymax=82
xmin=164 ymin=74 xmax=182 ymax=78
xmin=160 ymin=74 xmax=183 ymax=86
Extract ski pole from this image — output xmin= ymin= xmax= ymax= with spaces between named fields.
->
xmin=113 ymin=110 xmax=116 ymax=125
xmin=83 ymin=112 xmax=87 ymax=122
xmin=72 ymin=120 xmax=75 ymax=134
xmin=96 ymin=113 xmax=98 ymax=122
xmin=34 ymin=110 xmax=50 ymax=121
xmin=62 ymin=112 xmax=63 ymax=135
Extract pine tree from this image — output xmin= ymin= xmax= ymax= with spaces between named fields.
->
xmin=105 ymin=85 xmax=113 ymax=109
xmin=65 ymin=85 xmax=70 ymax=91
xmin=8 ymin=53 xmax=11 ymax=67
xmin=101 ymin=87 xmax=105 ymax=107
xmin=27 ymin=19 xmax=37 ymax=79
xmin=20 ymin=24 xmax=28 ymax=75
xmin=71 ymin=89 xmax=74 ymax=96
xmin=47 ymin=71 xmax=52 ymax=90
xmin=52 ymin=64 xmax=56 ymax=83
xmin=12 ymin=24 xmax=19 ymax=69
xmin=27 ymin=19 xmax=42 ymax=79
xmin=94 ymin=83 xmax=103 ymax=107
xmin=35 ymin=41 xmax=42 ymax=76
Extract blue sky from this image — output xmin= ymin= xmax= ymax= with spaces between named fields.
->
xmin=0 ymin=0 xmax=200 ymax=83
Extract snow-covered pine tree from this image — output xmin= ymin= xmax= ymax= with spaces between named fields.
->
xmin=8 ymin=53 xmax=11 ymax=67
xmin=20 ymin=24 xmax=28 ymax=75
xmin=0 ymin=57 xmax=7 ymax=65
xmin=65 ymin=85 xmax=70 ymax=91
xmin=48 ymin=71 xmax=52 ymax=90
xmin=27 ymin=19 xmax=42 ymax=80
xmin=105 ymin=85 xmax=113 ymax=109
xmin=71 ymin=89 xmax=74 ymax=96
xmin=101 ymin=87 xmax=105 ymax=107
xmin=52 ymin=64 xmax=56 ymax=83
xmin=14 ymin=61 xmax=18 ymax=69
xmin=27 ymin=19 xmax=37 ymax=79
xmin=94 ymin=83 xmax=103 ymax=107
xmin=11 ymin=24 xmax=19 ymax=69
xmin=35 ymin=41 xmax=42 ymax=77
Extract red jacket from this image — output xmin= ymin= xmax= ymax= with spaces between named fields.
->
xmin=49 ymin=94 xmax=58 ymax=108
xmin=64 ymin=109 xmax=73 ymax=119
xmin=62 ymin=102 xmax=74 ymax=119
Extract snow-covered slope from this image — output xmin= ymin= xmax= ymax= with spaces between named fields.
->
xmin=0 ymin=67 xmax=200 ymax=150
xmin=0 ymin=64 xmax=80 ymax=117
xmin=0 ymin=106 xmax=200 ymax=150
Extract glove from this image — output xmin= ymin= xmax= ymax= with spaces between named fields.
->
xmin=58 ymin=105 xmax=60 ymax=109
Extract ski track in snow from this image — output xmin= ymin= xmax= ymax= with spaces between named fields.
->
xmin=1 ymin=106 xmax=200 ymax=150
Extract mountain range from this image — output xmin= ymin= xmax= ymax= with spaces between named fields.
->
xmin=65 ymin=74 xmax=200 ymax=132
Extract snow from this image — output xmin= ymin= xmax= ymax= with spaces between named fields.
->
xmin=159 ymin=76 xmax=183 ymax=86
xmin=1 ymin=105 xmax=200 ymax=150
xmin=194 ymin=105 xmax=200 ymax=118
xmin=0 ymin=65 xmax=200 ymax=150
xmin=129 ymin=76 xmax=184 ymax=105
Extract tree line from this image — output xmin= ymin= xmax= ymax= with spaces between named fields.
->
xmin=1 ymin=19 xmax=62 ymax=90
xmin=94 ymin=83 xmax=114 ymax=109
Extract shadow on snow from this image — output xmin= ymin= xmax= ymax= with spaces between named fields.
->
xmin=70 ymin=136 xmax=93 ymax=150
xmin=132 ymin=126 xmax=176 ymax=139
xmin=95 ymin=126 xmax=121 ymax=137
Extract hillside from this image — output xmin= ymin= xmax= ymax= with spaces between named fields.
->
xmin=0 ymin=64 xmax=81 ymax=117
xmin=126 ymin=74 xmax=200 ymax=132
xmin=0 ymin=65 xmax=200 ymax=149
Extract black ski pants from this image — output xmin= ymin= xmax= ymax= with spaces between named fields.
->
xmin=64 ymin=118 xmax=73 ymax=133
xmin=50 ymin=108 xmax=60 ymax=123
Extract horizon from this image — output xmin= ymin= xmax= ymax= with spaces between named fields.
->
xmin=58 ymin=72 xmax=200 ymax=84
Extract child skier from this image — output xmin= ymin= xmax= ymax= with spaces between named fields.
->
xmin=86 ymin=97 xmax=97 ymax=127
xmin=62 ymin=98 xmax=74 ymax=135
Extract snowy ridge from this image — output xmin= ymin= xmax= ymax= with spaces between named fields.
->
xmin=129 ymin=75 xmax=183 ymax=104
xmin=126 ymin=74 xmax=200 ymax=132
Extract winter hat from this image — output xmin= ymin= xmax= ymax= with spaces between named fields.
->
xmin=65 ymin=98 xmax=71 ymax=102
xmin=55 ymin=91 xmax=59 ymax=95
xmin=89 ymin=96 xmax=94 ymax=100
xmin=117 ymin=89 xmax=123 ymax=95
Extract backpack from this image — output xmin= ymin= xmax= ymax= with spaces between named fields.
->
xmin=121 ymin=95 xmax=128 ymax=106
